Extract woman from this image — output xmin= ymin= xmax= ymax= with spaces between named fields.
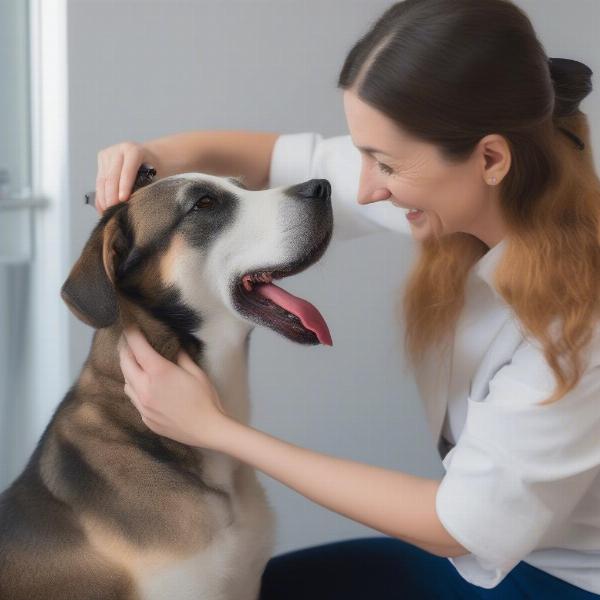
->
xmin=98 ymin=0 xmax=600 ymax=597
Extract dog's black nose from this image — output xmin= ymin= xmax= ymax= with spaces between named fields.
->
xmin=294 ymin=179 xmax=331 ymax=200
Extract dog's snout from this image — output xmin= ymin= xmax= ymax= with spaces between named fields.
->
xmin=291 ymin=179 xmax=331 ymax=200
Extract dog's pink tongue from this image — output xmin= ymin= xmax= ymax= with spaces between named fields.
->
xmin=254 ymin=282 xmax=332 ymax=346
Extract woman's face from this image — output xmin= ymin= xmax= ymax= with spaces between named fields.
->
xmin=342 ymin=90 xmax=509 ymax=248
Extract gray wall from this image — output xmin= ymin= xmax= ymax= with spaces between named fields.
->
xmin=63 ymin=0 xmax=600 ymax=556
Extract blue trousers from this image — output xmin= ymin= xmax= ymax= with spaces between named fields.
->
xmin=259 ymin=537 xmax=600 ymax=599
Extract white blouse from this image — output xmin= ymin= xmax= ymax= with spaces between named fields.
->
xmin=268 ymin=131 xmax=600 ymax=594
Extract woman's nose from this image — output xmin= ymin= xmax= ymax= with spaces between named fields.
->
xmin=357 ymin=165 xmax=391 ymax=205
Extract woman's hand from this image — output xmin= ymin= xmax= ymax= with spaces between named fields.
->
xmin=118 ymin=326 xmax=231 ymax=449
xmin=95 ymin=141 xmax=162 ymax=215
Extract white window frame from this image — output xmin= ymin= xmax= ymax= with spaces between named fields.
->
xmin=0 ymin=0 xmax=71 ymax=477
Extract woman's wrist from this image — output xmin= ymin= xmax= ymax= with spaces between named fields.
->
xmin=196 ymin=411 xmax=240 ymax=453
xmin=142 ymin=131 xmax=224 ymax=179
xmin=141 ymin=137 xmax=182 ymax=178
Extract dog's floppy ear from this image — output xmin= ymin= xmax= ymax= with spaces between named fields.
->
xmin=61 ymin=206 xmax=132 ymax=328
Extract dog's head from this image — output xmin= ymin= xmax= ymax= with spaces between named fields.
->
xmin=61 ymin=174 xmax=333 ymax=345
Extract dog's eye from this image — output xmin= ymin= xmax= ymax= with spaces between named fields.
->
xmin=192 ymin=195 xmax=215 ymax=210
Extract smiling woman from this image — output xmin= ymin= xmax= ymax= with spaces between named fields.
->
xmin=337 ymin=14 xmax=597 ymax=409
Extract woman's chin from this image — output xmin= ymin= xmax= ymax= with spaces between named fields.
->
xmin=411 ymin=211 xmax=447 ymax=241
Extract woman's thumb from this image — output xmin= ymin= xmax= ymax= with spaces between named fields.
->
xmin=177 ymin=349 xmax=204 ymax=378
xmin=176 ymin=350 xmax=227 ymax=414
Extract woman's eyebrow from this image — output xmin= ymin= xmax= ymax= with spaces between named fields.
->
xmin=356 ymin=145 xmax=396 ymax=160
xmin=357 ymin=145 xmax=383 ymax=155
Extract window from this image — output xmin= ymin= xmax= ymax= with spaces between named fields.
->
xmin=0 ymin=0 xmax=69 ymax=490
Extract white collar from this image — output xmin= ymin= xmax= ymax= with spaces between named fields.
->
xmin=472 ymin=237 xmax=508 ymax=298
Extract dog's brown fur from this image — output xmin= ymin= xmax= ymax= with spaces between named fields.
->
xmin=0 ymin=178 xmax=274 ymax=599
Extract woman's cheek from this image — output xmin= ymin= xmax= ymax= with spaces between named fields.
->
xmin=394 ymin=181 xmax=422 ymax=206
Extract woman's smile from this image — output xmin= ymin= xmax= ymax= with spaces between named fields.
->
xmin=405 ymin=208 xmax=425 ymax=222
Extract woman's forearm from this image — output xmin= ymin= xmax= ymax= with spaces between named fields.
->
xmin=143 ymin=130 xmax=279 ymax=189
xmin=210 ymin=417 xmax=468 ymax=558
xmin=120 ymin=327 xmax=466 ymax=557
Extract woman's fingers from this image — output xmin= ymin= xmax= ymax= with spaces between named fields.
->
xmin=176 ymin=349 xmax=202 ymax=376
xmin=103 ymin=151 xmax=124 ymax=211
xmin=119 ymin=336 xmax=145 ymax=385
xmin=94 ymin=141 xmax=148 ymax=214
xmin=176 ymin=351 xmax=214 ymax=391
xmin=123 ymin=327 xmax=167 ymax=373
xmin=124 ymin=382 xmax=159 ymax=429
xmin=177 ymin=350 xmax=226 ymax=413
xmin=124 ymin=382 xmax=140 ymax=407
xmin=119 ymin=144 xmax=143 ymax=202
xmin=123 ymin=368 xmax=158 ymax=416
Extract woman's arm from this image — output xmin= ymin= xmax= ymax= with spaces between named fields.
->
xmin=96 ymin=130 xmax=279 ymax=213
xmin=143 ymin=130 xmax=280 ymax=189
xmin=212 ymin=417 xmax=468 ymax=558
xmin=119 ymin=327 xmax=468 ymax=559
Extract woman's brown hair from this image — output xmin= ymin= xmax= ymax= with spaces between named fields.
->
xmin=338 ymin=0 xmax=597 ymax=404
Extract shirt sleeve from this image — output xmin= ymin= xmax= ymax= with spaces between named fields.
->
xmin=435 ymin=336 xmax=600 ymax=588
xmin=268 ymin=132 xmax=412 ymax=241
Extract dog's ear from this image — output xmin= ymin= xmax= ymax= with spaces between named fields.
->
xmin=61 ymin=206 xmax=132 ymax=328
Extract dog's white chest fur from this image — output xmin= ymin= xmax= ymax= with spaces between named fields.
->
xmin=138 ymin=457 xmax=275 ymax=600
xmin=138 ymin=319 xmax=275 ymax=600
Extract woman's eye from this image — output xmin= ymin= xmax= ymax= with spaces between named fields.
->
xmin=192 ymin=195 xmax=215 ymax=210
xmin=377 ymin=162 xmax=394 ymax=175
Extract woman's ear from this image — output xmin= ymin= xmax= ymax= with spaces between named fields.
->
xmin=61 ymin=206 xmax=132 ymax=328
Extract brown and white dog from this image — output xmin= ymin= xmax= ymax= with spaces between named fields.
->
xmin=0 ymin=173 xmax=333 ymax=600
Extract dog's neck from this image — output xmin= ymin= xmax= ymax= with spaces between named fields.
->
xmin=192 ymin=309 xmax=254 ymax=424
xmin=79 ymin=300 xmax=254 ymax=425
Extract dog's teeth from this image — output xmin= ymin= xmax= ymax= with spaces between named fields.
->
xmin=242 ymin=276 xmax=253 ymax=292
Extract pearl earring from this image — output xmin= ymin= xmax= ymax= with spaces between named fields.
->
xmin=488 ymin=176 xmax=497 ymax=185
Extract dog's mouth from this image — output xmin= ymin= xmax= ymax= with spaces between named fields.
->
xmin=231 ymin=231 xmax=333 ymax=345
